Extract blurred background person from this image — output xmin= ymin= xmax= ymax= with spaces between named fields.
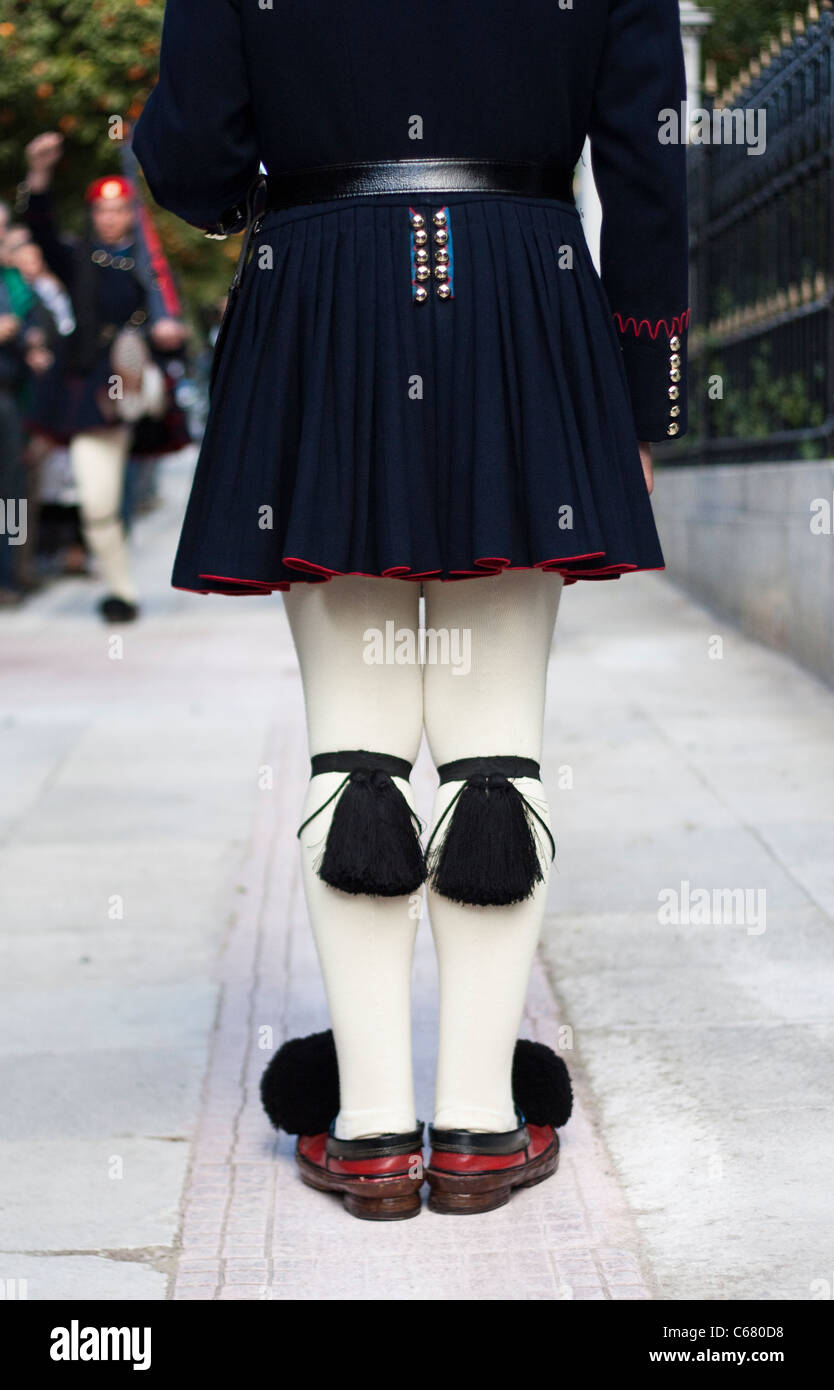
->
xmin=0 ymin=271 xmax=26 ymax=606
xmin=2 ymin=221 xmax=74 ymax=590
xmin=16 ymin=130 xmax=188 ymax=622
xmin=0 ymin=212 xmax=50 ymax=605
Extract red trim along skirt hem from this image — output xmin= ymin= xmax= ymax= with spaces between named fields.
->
xmin=173 ymin=551 xmax=665 ymax=595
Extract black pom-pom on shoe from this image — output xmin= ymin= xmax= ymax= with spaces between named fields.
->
xmin=512 ymin=1038 xmax=573 ymax=1128
xmin=260 ymin=1029 xmax=339 ymax=1135
xmin=260 ymin=1031 xmax=573 ymax=1137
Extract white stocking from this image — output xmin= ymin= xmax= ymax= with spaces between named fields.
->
xmin=423 ymin=569 xmax=564 ymax=1131
xmin=282 ymin=568 xmax=563 ymax=1139
xmin=282 ymin=577 xmax=423 ymax=1140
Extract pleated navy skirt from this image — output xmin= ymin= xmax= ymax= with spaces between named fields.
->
xmin=171 ymin=190 xmax=665 ymax=595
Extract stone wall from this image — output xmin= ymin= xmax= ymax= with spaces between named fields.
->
xmin=652 ymin=459 xmax=834 ymax=687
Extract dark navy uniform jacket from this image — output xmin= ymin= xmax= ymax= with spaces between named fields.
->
xmin=134 ymin=0 xmax=689 ymax=442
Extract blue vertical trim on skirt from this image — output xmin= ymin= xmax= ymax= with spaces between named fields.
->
xmin=408 ymin=204 xmax=419 ymax=300
xmin=443 ymin=205 xmax=454 ymax=297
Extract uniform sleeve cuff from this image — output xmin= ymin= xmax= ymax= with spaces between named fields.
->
xmin=200 ymin=200 xmax=248 ymax=238
xmin=616 ymin=328 xmax=688 ymax=443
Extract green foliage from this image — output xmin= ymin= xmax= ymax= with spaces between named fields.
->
xmin=703 ymin=0 xmax=816 ymax=90
xmin=0 ymin=0 xmax=237 ymax=320
xmin=712 ymin=343 xmax=827 ymax=442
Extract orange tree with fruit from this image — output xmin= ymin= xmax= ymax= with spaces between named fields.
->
xmin=0 ymin=0 xmax=238 ymax=321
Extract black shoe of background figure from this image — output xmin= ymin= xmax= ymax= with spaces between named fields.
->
xmin=99 ymin=595 xmax=139 ymax=623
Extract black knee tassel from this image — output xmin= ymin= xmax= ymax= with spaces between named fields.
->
xmin=425 ymin=756 xmax=555 ymax=907
xmin=298 ymin=750 xmax=425 ymax=897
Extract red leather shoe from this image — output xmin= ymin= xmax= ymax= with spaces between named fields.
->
xmin=296 ymin=1123 xmax=425 ymax=1221
xmin=261 ymin=1030 xmax=572 ymax=1219
xmin=426 ymin=1109 xmax=558 ymax=1214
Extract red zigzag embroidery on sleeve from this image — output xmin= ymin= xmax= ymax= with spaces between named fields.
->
xmin=613 ymin=308 xmax=691 ymax=339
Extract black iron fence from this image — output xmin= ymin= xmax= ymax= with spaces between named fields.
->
xmin=658 ymin=6 xmax=834 ymax=465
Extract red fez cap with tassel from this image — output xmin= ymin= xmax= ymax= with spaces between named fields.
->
xmin=85 ymin=175 xmax=135 ymax=204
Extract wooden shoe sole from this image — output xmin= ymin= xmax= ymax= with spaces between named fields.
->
xmin=296 ymin=1152 xmax=423 ymax=1220
xmin=426 ymin=1133 xmax=559 ymax=1215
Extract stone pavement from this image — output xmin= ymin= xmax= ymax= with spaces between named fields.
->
xmin=1 ymin=449 xmax=831 ymax=1301
xmin=538 ymin=552 xmax=834 ymax=1301
xmin=169 ymin=705 xmax=651 ymax=1302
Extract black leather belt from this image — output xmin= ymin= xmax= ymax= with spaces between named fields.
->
xmin=263 ymin=158 xmax=575 ymax=213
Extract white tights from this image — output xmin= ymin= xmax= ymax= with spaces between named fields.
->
xmin=69 ymin=426 xmax=138 ymax=603
xmin=282 ymin=568 xmax=564 ymax=1138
